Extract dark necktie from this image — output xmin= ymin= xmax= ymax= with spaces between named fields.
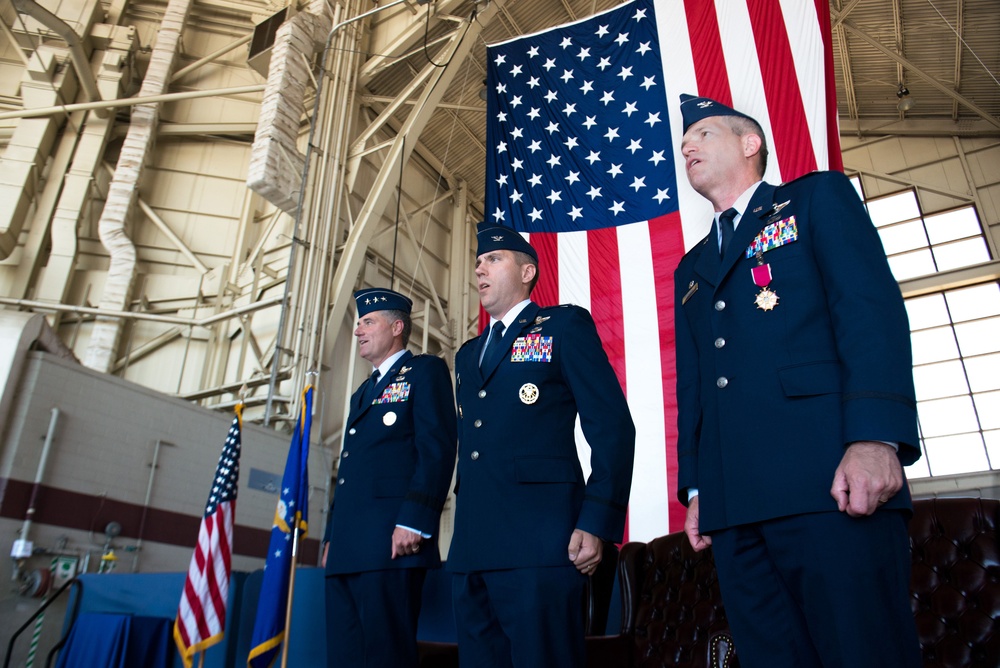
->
xmin=480 ymin=321 xmax=506 ymax=369
xmin=719 ymin=207 xmax=737 ymax=257
xmin=361 ymin=369 xmax=381 ymax=406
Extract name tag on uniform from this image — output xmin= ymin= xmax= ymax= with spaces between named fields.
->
xmin=511 ymin=335 xmax=553 ymax=362
xmin=374 ymin=382 xmax=411 ymax=404
xmin=746 ymin=216 xmax=798 ymax=258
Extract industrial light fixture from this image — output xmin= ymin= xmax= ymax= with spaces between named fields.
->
xmin=896 ymin=84 xmax=915 ymax=112
xmin=479 ymin=79 xmax=488 ymax=102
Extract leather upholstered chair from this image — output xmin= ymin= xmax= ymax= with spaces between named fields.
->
xmin=908 ymin=496 xmax=999 ymax=668
xmin=587 ymin=531 xmax=736 ymax=668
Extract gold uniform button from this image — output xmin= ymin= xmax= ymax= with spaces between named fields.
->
xmin=471 ymin=451 xmax=480 ymax=460
xmin=474 ymin=419 xmax=483 ymax=428
xmin=478 ymin=390 xmax=487 ymax=398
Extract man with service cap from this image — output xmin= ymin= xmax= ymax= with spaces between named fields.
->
xmin=447 ymin=223 xmax=635 ymax=667
xmin=673 ymin=93 xmax=922 ymax=666
xmin=322 ymin=287 xmax=457 ymax=667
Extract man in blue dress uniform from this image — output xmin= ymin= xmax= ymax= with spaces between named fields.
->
xmin=322 ymin=288 xmax=457 ymax=667
xmin=448 ymin=224 xmax=635 ymax=668
xmin=673 ymin=94 xmax=922 ymax=667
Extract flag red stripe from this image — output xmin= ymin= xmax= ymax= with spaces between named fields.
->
xmin=684 ymin=0 xmax=733 ymax=105
xmin=648 ymin=211 xmax=687 ymax=531
xmin=532 ymin=232 xmax=560 ymax=309
xmin=747 ymin=0 xmax=817 ymax=181
xmin=587 ymin=227 xmax=627 ymax=387
xmin=815 ymin=0 xmax=843 ymax=171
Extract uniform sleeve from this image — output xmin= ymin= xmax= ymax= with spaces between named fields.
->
xmin=805 ymin=172 xmax=920 ymax=463
xmin=559 ymin=307 xmax=636 ymax=542
xmin=674 ymin=260 xmax=702 ymax=505
xmin=394 ymin=356 xmax=458 ymax=534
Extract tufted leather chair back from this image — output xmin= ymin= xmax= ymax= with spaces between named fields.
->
xmin=909 ymin=497 xmax=1000 ymax=668
xmin=618 ymin=533 xmax=735 ymax=668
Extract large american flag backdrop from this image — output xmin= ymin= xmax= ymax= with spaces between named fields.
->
xmin=484 ymin=0 xmax=840 ymax=541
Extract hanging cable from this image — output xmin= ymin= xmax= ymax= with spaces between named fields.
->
xmin=391 ymin=136 xmax=404 ymax=285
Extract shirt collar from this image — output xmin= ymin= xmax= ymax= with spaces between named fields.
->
xmin=373 ymin=348 xmax=407 ymax=379
xmin=489 ymin=299 xmax=532 ymax=332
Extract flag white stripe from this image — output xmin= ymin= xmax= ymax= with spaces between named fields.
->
xmin=618 ymin=221 xmax=670 ymax=541
xmin=780 ymin=0 xmax=831 ymax=169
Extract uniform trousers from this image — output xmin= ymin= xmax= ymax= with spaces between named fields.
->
xmin=453 ymin=565 xmax=586 ymax=668
xmin=325 ymin=568 xmax=426 ymax=668
xmin=710 ymin=509 xmax=921 ymax=668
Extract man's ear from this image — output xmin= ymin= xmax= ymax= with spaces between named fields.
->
xmin=391 ymin=319 xmax=405 ymax=337
xmin=743 ymin=133 xmax=762 ymax=158
xmin=522 ymin=262 xmax=537 ymax=285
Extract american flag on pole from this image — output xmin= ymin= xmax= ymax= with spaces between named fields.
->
xmin=484 ymin=0 xmax=839 ymax=541
xmin=173 ymin=406 xmax=242 ymax=668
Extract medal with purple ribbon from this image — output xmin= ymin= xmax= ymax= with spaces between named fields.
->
xmin=751 ymin=251 xmax=779 ymax=311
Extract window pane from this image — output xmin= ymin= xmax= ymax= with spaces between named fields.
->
xmin=965 ymin=353 xmax=1000 ymax=393
xmin=924 ymin=207 xmax=983 ymax=244
xmin=888 ymin=250 xmax=936 ymax=281
xmin=849 ymin=176 xmax=864 ymax=201
xmin=905 ymin=451 xmax=931 ymax=479
xmin=945 ymin=283 xmax=1000 ymax=322
xmin=912 ymin=360 xmax=969 ymax=401
xmin=905 ymin=294 xmax=950 ymax=330
xmin=866 ymin=191 xmax=920 ymax=227
xmin=933 ymin=238 xmax=990 ymax=272
xmin=878 ymin=221 xmax=929 ymax=255
xmin=917 ymin=395 xmax=979 ymax=437
xmin=975 ymin=391 xmax=1000 ymax=430
xmin=923 ymin=433 xmax=990 ymax=476
xmin=910 ymin=327 xmax=959 ymax=364
xmin=984 ymin=430 xmax=1000 ymax=471
xmin=954 ymin=318 xmax=1000 ymax=356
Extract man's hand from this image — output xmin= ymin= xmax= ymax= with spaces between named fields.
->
xmin=568 ymin=528 xmax=603 ymax=575
xmin=830 ymin=441 xmax=903 ymax=517
xmin=391 ymin=526 xmax=424 ymax=559
xmin=684 ymin=495 xmax=712 ymax=552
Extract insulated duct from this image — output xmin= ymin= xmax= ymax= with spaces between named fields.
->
xmin=246 ymin=1 xmax=333 ymax=214
xmin=84 ymin=0 xmax=193 ymax=373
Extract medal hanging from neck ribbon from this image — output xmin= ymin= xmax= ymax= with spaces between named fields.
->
xmin=751 ymin=251 xmax=779 ymax=311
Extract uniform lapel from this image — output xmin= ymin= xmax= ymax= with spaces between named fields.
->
xmin=479 ymin=302 xmax=540 ymax=384
xmin=349 ymin=350 xmax=413 ymax=426
xmin=717 ymin=182 xmax=778 ymax=284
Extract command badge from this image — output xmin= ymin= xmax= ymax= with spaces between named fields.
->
xmin=519 ymin=383 xmax=539 ymax=405
xmin=383 ymin=411 xmax=397 ymax=426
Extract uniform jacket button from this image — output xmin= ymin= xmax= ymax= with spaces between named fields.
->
xmin=715 ymin=300 xmax=726 ymax=311
xmin=471 ymin=451 xmax=480 ymax=460
xmin=478 ymin=390 xmax=487 ymax=398
xmin=715 ymin=337 xmax=726 ymax=348
xmin=717 ymin=377 xmax=729 ymax=388
xmin=338 ymin=478 xmax=345 ymax=485
xmin=474 ymin=419 xmax=483 ymax=428
xmin=348 ymin=428 xmax=356 ymax=435
xmin=342 ymin=451 xmax=349 ymax=458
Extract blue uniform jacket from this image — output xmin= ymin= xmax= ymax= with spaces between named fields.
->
xmin=324 ymin=350 xmax=457 ymax=574
xmin=674 ymin=171 xmax=920 ymax=533
xmin=447 ymin=302 xmax=636 ymax=573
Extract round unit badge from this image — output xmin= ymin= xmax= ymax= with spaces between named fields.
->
xmin=519 ymin=383 xmax=539 ymax=405
xmin=383 ymin=411 xmax=397 ymax=426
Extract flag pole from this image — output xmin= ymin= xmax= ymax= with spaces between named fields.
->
xmin=279 ymin=515 xmax=302 ymax=668
xmin=279 ymin=383 xmax=311 ymax=668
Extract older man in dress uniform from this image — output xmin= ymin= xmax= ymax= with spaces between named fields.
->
xmin=322 ymin=288 xmax=457 ymax=667
xmin=447 ymin=223 xmax=635 ymax=668
xmin=673 ymin=94 xmax=922 ymax=667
